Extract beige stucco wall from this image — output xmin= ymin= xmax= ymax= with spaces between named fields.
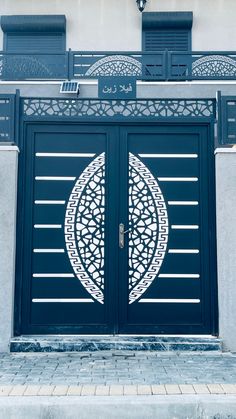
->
xmin=0 ymin=0 xmax=235 ymax=51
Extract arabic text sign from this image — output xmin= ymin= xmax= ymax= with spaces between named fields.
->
xmin=98 ymin=77 xmax=136 ymax=99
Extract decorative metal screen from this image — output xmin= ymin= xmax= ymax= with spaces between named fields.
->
xmin=0 ymin=94 xmax=16 ymax=142
xmin=218 ymin=95 xmax=236 ymax=144
xmin=22 ymin=98 xmax=216 ymax=120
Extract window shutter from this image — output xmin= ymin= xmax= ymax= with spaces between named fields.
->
xmin=1 ymin=15 xmax=66 ymax=53
xmin=5 ymin=33 xmax=65 ymax=53
xmin=144 ymin=30 xmax=190 ymax=52
xmin=142 ymin=12 xmax=193 ymax=52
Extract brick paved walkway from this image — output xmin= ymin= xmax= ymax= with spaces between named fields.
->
xmin=0 ymin=351 xmax=236 ymax=393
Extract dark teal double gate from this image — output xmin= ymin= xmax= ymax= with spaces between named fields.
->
xmin=18 ymin=123 xmax=216 ymax=334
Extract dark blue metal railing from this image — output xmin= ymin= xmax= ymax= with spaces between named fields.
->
xmin=0 ymin=52 xmax=68 ymax=80
xmin=169 ymin=52 xmax=236 ymax=80
xmin=68 ymin=51 xmax=165 ymax=80
xmin=1 ymin=50 xmax=236 ymax=81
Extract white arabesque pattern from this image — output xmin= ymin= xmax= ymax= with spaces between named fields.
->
xmin=65 ymin=152 xmax=168 ymax=305
xmin=128 ymin=153 xmax=169 ymax=304
xmin=64 ymin=153 xmax=105 ymax=304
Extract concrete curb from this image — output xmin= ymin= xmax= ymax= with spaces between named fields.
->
xmin=1 ymin=384 xmax=236 ymax=396
xmin=0 ymin=394 xmax=236 ymax=419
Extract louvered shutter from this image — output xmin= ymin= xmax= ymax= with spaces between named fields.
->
xmin=144 ymin=30 xmax=190 ymax=52
xmin=1 ymin=15 xmax=66 ymax=53
xmin=5 ymin=33 xmax=65 ymax=53
xmin=142 ymin=12 xmax=193 ymax=52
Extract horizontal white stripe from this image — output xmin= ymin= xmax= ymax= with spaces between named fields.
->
xmin=139 ymin=299 xmax=200 ymax=303
xmin=138 ymin=154 xmax=198 ymax=158
xmin=34 ymin=224 xmax=62 ymax=229
xmin=74 ymin=54 xmax=104 ymax=58
xmin=158 ymin=177 xmax=198 ymax=182
xmin=34 ymin=200 xmax=65 ymax=205
xmin=74 ymin=62 xmax=91 ymax=65
xmin=168 ymin=249 xmax=199 ymax=254
xmin=168 ymin=201 xmax=199 ymax=206
xmin=171 ymin=225 xmax=199 ymax=230
xmin=33 ymin=274 xmax=74 ymax=278
xmin=35 ymin=176 xmax=76 ymax=181
xmin=33 ymin=249 xmax=65 ymax=253
xmin=35 ymin=153 xmax=95 ymax=157
xmin=32 ymin=299 xmax=94 ymax=303
xmin=159 ymin=274 xmax=200 ymax=278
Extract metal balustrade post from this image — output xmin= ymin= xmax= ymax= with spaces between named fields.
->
xmin=66 ymin=50 xmax=70 ymax=81
xmin=68 ymin=49 xmax=74 ymax=81
xmin=166 ymin=50 xmax=171 ymax=81
xmin=216 ymin=91 xmax=222 ymax=145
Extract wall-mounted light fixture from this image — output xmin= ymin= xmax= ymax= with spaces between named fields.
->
xmin=136 ymin=0 xmax=147 ymax=12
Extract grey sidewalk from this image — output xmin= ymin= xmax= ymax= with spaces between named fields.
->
xmin=1 ymin=352 xmax=236 ymax=418
xmin=0 ymin=350 xmax=236 ymax=387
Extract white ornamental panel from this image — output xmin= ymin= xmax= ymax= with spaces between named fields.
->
xmin=64 ymin=153 xmax=168 ymax=304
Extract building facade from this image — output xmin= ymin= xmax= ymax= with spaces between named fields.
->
xmin=0 ymin=0 xmax=236 ymax=352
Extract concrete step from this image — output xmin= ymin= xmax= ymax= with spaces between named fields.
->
xmin=10 ymin=335 xmax=222 ymax=352
xmin=0 ymin=394 xmax=236 ymax=419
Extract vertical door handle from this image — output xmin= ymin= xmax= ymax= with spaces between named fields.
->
xmin=119 ymin=223 xmax=130 ymax=248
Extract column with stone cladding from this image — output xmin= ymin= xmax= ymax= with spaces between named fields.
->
xmin=0 ymin=145 xmax=19 ymax=352
xmin=215 ymin=148 xmax=236 ymax=351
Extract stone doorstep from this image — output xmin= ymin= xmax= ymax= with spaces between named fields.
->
xmin=10 ymin=335 xmax=223 ymax=353
xmin=1 ymin=384 xmax=236 ymax=397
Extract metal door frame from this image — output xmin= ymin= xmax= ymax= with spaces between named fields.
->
xmin=15 ymin=122 xmax=120 ymax=335
xmin=14 ymin=98 xmax=218 ymax=336
xmin=117 ymin=123 xmax=217 ymax=335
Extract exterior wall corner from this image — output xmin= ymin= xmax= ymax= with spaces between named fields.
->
xmin=215 ymin=148 xmax=236 ymax=351
xmin=0 ymin=146 xmax=18 ymax=352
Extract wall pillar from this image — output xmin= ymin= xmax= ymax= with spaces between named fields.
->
xmin=0 ymin=145 xmax=19 ymax=352
xmin=216 ymin=148 xmax=236 ymax=351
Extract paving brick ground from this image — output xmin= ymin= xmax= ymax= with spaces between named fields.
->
xmin=0 ymin=351 xmax=236 ymax=396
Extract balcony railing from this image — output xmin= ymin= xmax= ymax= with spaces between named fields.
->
xmin=1 ymin=50 xmax=236 ymax=81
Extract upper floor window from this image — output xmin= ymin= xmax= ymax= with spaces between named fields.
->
xmin=142 ymin=12 xmax=193 ymax=52
xmin=0 ymin=15 xmax=66 ymax=53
